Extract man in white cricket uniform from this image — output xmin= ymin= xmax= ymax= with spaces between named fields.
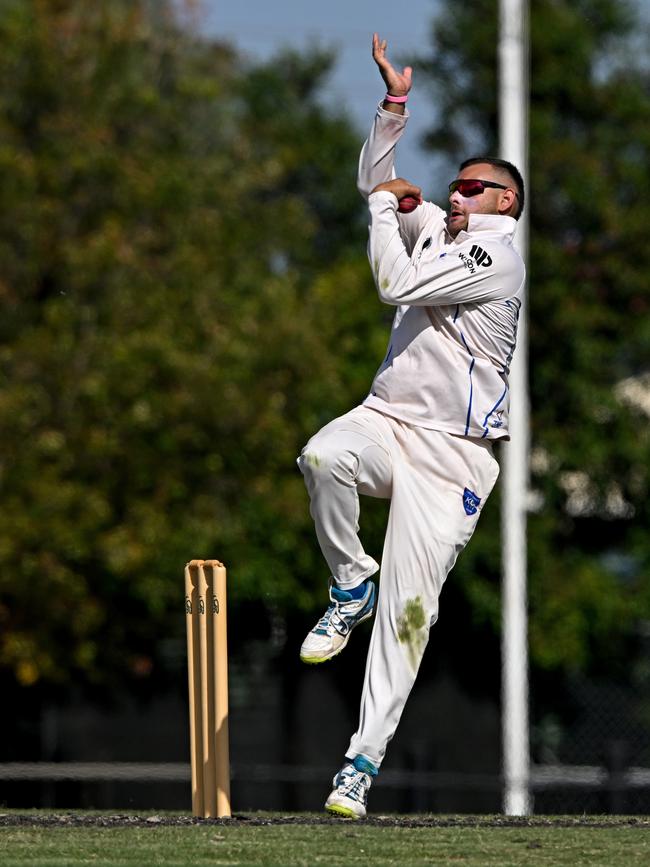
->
xmin=297 ymin=34 xmax=526 ymax=818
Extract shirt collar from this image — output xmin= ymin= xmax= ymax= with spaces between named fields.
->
xmin=451 ymin=213 xmax=519 ymax=245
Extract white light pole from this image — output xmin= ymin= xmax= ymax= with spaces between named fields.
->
xmin=498 ymin=0 xmax=531 ymax=816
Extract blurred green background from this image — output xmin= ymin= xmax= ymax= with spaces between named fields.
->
xmin=0 ymin=0 xmax=649 ymax=812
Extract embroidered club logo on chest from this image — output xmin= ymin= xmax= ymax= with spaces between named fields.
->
xmin=463 ymin=487 xmax=481 ymax=516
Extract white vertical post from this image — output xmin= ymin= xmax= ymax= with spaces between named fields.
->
xmin=498 ymin=0 xmax=531 ymax=816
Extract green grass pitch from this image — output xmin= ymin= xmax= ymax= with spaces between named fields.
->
xmin=0 ymin=812 xmax=648 ymax=866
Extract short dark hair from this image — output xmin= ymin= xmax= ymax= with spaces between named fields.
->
xmin=458 ymin=156 xmax=525 ymax=219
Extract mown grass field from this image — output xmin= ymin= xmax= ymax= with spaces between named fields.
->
xmin=0 ymin=812 xmax=648 ymax=866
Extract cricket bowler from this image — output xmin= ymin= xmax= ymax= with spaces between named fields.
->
xmin=297 ymin=33 xmax=526 ymax=818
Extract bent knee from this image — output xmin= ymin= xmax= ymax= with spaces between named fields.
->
xmin=299 ymin=446 xmax=326 ymax=473
xmin=298 ymin=438 xmax=357 ymax=482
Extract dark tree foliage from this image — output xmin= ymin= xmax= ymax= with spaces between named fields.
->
xmin=0 ymin=0 xmax=385 ymax=694
xmin=1 ymin=0 xmax=648 ymax=716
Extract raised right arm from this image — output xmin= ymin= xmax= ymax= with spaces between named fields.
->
xmin=357 ymin=104 xmax=409 ymax=200
xmin=357 ymin=33 xmax=412 ymax=199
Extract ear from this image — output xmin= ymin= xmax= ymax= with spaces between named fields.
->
xmin=498 ymin=188 xmax=518 ymax=217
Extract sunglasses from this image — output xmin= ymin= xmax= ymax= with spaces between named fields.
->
xmin=448 ymin=178 xmax=510 ymax=197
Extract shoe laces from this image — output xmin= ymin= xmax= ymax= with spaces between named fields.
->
xmin=315 ymin=603 xmax=347 ymax=636
xmin=335 ymin=765 xmax=371 ymax=803
xmin=314 ymin=582 xmax=370 ymax=637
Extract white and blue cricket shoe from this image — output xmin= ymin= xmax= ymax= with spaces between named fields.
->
xmin=325 ymin=755 xmax=378 ymax=819
xmin=300 ymin=579 xmax=376 ymax=664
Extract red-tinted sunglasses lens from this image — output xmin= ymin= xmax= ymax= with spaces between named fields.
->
xmin=449 ymin=179 xmax=485 ymax=197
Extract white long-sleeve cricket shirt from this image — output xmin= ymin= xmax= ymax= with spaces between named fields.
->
xmin=358 ymin=104 xmax=525 ymax=440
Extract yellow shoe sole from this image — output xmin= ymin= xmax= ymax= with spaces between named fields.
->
xmin=325 ymin=803 xmax=361 ymax=819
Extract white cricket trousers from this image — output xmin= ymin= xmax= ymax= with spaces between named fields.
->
xmin=297 ymin=405 xmax=500 ymax=767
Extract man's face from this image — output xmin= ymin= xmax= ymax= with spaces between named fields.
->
xmin=447 ymin=163 xmax=512 ymax=238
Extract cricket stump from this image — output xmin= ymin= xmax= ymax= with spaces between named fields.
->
xmin=184 ymin=559 xmax=231 ymax=818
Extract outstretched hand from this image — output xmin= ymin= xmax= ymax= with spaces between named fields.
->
xmin=372 ymin=33 xmax=412 ymax=96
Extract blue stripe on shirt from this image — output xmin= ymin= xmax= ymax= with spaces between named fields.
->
xmin=460 ymin=332 xmax=475 ymax=436
xmin=481 ymin=387 xmax=508 ymax=438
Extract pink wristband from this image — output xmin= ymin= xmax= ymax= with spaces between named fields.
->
xmin=384 ymin=93 xmax=408 ymax=104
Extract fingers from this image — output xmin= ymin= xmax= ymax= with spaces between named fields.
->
xmin=372 ymin=33 xmax=413 ymax=93
xmin=371 ymin=178 xmax=422 ymax=200
xmin=401 ymin=181 xmax=422 ymax=200
xmin=398 ymin=180 xmax=422 ymax=200
xmin=372 ymin=32 xmax=389 ymax=67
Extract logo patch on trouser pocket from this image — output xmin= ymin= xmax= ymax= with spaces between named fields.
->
xmin=463 ymin=487 xmax=481 ymax=516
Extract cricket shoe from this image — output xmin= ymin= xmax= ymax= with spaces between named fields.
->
xmin=300 ymin=579 xmax=376 ymax=664
xmin=325 ymin=755 xmax=378 ymax=819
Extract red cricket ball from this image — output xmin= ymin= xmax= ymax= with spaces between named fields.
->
xmin=397 ymin=195 xmax=420 ymax=214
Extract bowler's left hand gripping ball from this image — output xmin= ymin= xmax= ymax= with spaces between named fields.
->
xmin=397 ymin=195 xmax=421 ymax=213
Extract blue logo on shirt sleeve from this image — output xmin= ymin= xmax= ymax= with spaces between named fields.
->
xmin=463 ymin=487 xmax=481 ymax=516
